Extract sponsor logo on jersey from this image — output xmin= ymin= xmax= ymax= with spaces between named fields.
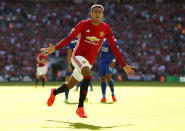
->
xmin=99 ymin=32 xmax=105 ymax=37
xmin=86 ymin=36 xmax=100 ymax=42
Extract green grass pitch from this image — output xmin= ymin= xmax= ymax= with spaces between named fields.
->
xmin=0 ymin=82 xmax=185 ymax=131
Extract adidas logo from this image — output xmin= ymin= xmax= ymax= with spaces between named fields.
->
xmin=86 ymin=29 xmax=90 ymax=32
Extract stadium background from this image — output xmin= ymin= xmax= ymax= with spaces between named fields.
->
xmin=0 ymin=0 xmax=184 ymax=83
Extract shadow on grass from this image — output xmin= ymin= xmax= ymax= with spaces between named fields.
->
xmin=44 ymin=120 xmax=134 ymax=130
xmin=64 ymin=102 xmax=78 ymax=105
xmin=100 ymin=102 xmax=115 ymax=104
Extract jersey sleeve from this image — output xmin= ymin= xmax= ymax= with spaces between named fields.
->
xmin=105 ymin=24 xmax=126 ymax=67
xmin=55 ymin=21 xmax=83 ymax=50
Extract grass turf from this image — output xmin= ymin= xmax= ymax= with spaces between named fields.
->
xmin=0 ymin=86 xmax=185 ymax=131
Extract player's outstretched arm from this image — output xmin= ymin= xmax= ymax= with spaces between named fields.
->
xmin=123 ymin=65 xmax=135 ymax=77
xmin=41 ymin=44 xmax=55 ymax=55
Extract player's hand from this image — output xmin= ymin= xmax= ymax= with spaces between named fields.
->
xmin=123 ymin=65 xmax=135 ymax=77
xmin=41 ymin=44 xmax=55 ymax=55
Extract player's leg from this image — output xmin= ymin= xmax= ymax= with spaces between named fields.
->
xmin=89 ymin=81 xmax=93 ymax=91
xmin=35 ymin=74 xmax=40 ymax=88
xmin=64 ymin=75 xmax=70 ymax=103
xmin=78 ymin=66 xmax=92 ymax=107
xmin=99 ymin=61 xmax=107 ymax=102
xmin=47 ymin=75 xmax=79 ymax=106
xmin=76 ymin=66 xmax=92 ymax=118
xmin=106 ymin=74 xmax=116 ymax=102
xmin=64 ymin=90 xmax=69 ymax=103
xmin=42 ymin=75 xmax=46 ymax=88
xmin=72 ymin=56 xmax=92 ymax=118
xmin=100 ymin=76 xmax=107 ymax=102
xmin=75 ymin=82 xmax=81 ymax=91
xmin=41 ymin=66 xmax=47 ymax=88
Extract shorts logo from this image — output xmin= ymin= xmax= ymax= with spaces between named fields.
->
xmin=82 ymin=61 xmax=86 ymax=64
xmin=86 ymin=29 xmax=90 ymax=32
xmin=99 ymin=32 xmax=105 ymax=37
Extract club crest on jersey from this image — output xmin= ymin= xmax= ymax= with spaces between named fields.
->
xmin=99 ymin=32 xmax=105 ymax=37
xmin=86 ymin=36 xmax=100 ymax=42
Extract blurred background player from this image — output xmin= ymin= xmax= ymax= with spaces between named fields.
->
xmin=99 ymin=39 xmax=118 ymax=102
xmin=35 ymin=52 xmax=48 ymax=88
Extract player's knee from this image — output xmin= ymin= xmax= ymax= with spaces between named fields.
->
xmin=66 ymin=82 xmax=73 ymax=89
xmin=107 ymin=77 xmax=112 ymax=82
xmin=101 ymin=76 xmax=106 ymax=82
xmin=106 ymin=74 xmax=112 ymax=81
xmin=81 ymin=66 xmax=92 ymax=77
xmin=66 ymin=76 xmax=79 ymax=89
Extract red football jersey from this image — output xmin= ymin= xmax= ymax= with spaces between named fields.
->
xmin=55 ymin=19 xmax=126 ymax=67
xmin=37 ymin=53 xmax=47 ymax=67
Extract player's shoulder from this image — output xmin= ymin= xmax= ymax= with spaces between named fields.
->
xmin=79 ymin=19 xmax=91 ymax=24
xmin=100 ymin=21 xmax=110 ymax=27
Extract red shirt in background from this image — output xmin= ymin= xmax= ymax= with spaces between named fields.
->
xmin=37 ymin=53 xmax=47 ymax=67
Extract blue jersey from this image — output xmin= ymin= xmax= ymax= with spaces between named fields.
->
xmin=100 ymin=39 xmax=119 ymax=64
xmin=67 ymin=38 xmax=78 ymax=50
xmin=98 ymin=39 xmax=119 ymax=76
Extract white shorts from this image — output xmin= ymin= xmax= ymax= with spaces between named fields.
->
xmin=36 ymin=66 xmax=47 ymax=76
xmin=71 ymin=55 xmax=92 ymax=81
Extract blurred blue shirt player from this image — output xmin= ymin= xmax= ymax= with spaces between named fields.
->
xmin=98 ymin=39 xmax=118 ymax=102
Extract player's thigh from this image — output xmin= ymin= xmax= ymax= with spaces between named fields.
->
xmin=81 ymin=66 xmax=92 ymax=77
xmin=101 ymin=76 xmax=106 ymax=82
xmin=71 ymin=55 xmax=92 ymax=78
xmin=71 ymin=68 xmax=83 ymax=82
xmin=106 ymin=74 xmax=112 ymax=82
xmin=36 ymin=74 xmax=40 ymax=79
xmin=98 ymin=61 xmax=105 ymax=76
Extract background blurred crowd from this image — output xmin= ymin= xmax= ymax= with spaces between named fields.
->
xmin=0 ymin=1 xmax=184 ymax=81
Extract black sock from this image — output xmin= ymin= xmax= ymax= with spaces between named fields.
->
xmin=42 ymin=77 xmax=45 ymax=87
xmin=53 ymin=83 xmax=69 ymax=95
xmin=78 ymin=78 xmax=91 ymax=107
xmin=35 ymin=78 xmax=39 ymax=84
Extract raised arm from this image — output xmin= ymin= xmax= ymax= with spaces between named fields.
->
xmin=106 ymin=24 xmax=135 ymax=77
xmin=105 ymin=24 xmax=126 ymax=67
xmin=41 ymin=21 xmax=83 ymax=55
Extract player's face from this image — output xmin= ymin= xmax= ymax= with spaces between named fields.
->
xmin=91 ymin=7 xmax=103 ymax=23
